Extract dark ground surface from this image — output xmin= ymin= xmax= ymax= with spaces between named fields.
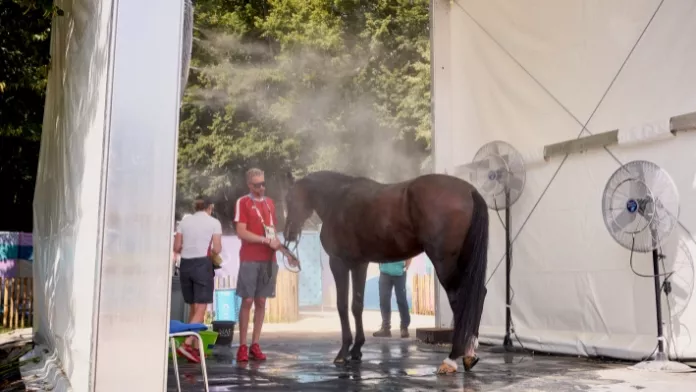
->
xmin=166 ymin=332 xmax=645 ymax=392
xmin=0 ymin=342 xmax=33 ymax=391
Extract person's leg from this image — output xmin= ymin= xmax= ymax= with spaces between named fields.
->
xmin=187 ymin=259 xmax=215 ymax=347
xmin=373 ymin=273 xmax=393 ymax=337
xmin=178 ymin=259 xmax=197 ymax=348
xmin=238 ymin=298 xmax=254 ymax=345
xmin=177 ymin=258 xmax=209 ymax=362
xmin=394 ymin=273 xmax=411 ymax=337
xmin=251 ymin=297 xmax=267 ymax=344
xmin=185 ymin=303 xmax=207 ymax=347
xmin=249 ymin=261 xmax=278 ymax=360
xmin=236 ymin=262 xmax=259 ymax=361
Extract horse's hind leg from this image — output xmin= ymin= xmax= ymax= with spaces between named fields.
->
xmin=330 ymin=256 xmax=352 ymax=364
xmin=426 ymin=248 xmax=468 ymax=373
xmin=349 ymin=262 xmax=368 ymax=361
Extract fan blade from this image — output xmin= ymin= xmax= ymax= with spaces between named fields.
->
xmin=613 ymin=209 xmax=637 ymax=231
xmin=631 ymin=163 xmax=646 ymax=200
xmin=490 ymin=142 xmax=500 ymax=156
xmin=506 ymin=175 xmax=524 ymax=192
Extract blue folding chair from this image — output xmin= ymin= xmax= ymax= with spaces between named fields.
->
xmin=169 ymin=320 xmax=209 ymax=392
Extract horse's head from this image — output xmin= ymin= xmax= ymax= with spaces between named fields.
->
xmin=283 ymin=172 xmax=313 ymax=242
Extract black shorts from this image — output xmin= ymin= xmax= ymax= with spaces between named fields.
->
xmin=179 ymin=256 xmax=214 ymax=304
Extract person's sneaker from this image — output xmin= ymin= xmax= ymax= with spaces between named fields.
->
xmin=373 ymin=328 xmax=392 ymax=338
xmin=236 ymin=344 xmax=249 ymax=362
xmin=250 ymin=343 xmax=267 ymax=360
xmin=176 ymin=343 xmax=201 ymax=364
xmin=401 ymin=328 xmax=410 ymax=338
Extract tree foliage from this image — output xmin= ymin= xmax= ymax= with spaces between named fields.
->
xmin=0 ymin=0 xmax=432 ymax=233
xmin=178 ymin=0 xmax=432 ymax=228
xmin=0 ymin=0 xmax=56 ymax=231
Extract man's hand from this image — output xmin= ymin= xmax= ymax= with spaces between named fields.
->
xmin=268 ymin=237 xmax=282 ymax=251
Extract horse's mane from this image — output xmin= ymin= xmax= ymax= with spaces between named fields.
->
xmin=300 ymin=171 xmax=378 ymax=191
xmin=297 ymin=171 xmax=384 ymax=209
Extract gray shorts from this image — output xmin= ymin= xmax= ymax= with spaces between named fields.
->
xmin=236 ymin=261 xmax=278 ymax=299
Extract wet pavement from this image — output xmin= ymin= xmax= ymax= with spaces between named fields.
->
xmin=167 ymin=332 xmax=695 ymax=391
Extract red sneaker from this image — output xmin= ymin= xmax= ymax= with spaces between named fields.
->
xmin=176 ymin=343 xmax=201 ymax=364
xmin=236 ymin=344 xmax=249 ymax=362
xmin=250 ymin=343 xmax=267 ymax=360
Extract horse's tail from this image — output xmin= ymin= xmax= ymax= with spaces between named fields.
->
xmin=452 ymin=189 xmax=489 ymax=354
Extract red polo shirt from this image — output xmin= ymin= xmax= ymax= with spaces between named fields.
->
xmin=234 ymin=194 xmax=277 ymax=262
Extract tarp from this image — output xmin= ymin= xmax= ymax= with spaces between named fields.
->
xmin=432 ymin=0 xmax=696 ymax=361
xmin=31 ymin=0 xmax=190 ymax=390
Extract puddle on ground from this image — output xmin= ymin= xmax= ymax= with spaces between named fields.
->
xmin=169 ymin=338 xmax=647 ymax=392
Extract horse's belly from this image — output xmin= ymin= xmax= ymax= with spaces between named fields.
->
xmin=355 ymin=232 xmax=420 ymax=261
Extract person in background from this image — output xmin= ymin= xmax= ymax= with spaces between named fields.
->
xmin=234 ymin=168 xmax=283 ymax=362
xmin=373 ymin=258 xmax=412 ymax=338
xmin=172 ymin=196 xmax=222 ymax=364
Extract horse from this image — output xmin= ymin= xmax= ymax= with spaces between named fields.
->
xmin=282 ymin=170 xmax=489 ymax=375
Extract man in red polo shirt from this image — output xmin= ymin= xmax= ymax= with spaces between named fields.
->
xmin=234 ymin=168 xmax=282 ymax=362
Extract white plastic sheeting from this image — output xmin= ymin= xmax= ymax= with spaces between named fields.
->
xmin=32 ymin=1 xmax=115 ymax=390
xmin=432 ymin=0 xmax=696 ymax=361
xmin=32 ymin=0 xmax=188 ymax=391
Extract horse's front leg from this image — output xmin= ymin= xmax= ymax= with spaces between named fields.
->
xmin=349 ymin=262 xmax=369 ymax=361
xmin=330 ymin=256 xmax=352 ymax=364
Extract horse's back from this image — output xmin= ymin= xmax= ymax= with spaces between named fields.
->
xmin=405 ymin=174 xmax=480 ymax=243
xmin=407 ymin=173 xmax=478 ymax=206
xmin=322 ymin=173 xmax=479 ymax=260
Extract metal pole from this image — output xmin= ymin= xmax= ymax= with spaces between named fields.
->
xmin=652 ymin=248 xmax=666 ymax=360
xmin=503 ymin=190 xmax=512 ymax=348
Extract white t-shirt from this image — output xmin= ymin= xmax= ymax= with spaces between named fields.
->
xmin=176 ymin=211 xmax=223 ymax=259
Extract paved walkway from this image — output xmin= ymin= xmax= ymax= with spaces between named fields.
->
xmin=168 ymin=326 xmax=695 ymax=391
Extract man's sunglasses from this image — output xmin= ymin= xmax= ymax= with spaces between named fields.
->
xmin=252 ymin=181 xmax=266 ymax=188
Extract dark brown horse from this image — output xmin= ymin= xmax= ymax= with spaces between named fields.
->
xmin=282 ymin=170 xmax=488 ymax=374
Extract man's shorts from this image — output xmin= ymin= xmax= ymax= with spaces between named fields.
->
xmin=179 ymin=256 xmax=214 ymax=304
xmin=236 ymin=261 xmax=278 ymax=299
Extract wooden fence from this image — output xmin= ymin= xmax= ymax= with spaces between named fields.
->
xmin=1 ymin=277 xmax=33 ymax=329
xmin=411 ymin=273 xmax=435 ymax=316
xmin=214 ymin=269 xmax=299 ymax=323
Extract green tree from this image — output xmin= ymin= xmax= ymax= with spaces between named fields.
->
xmin=0 ymin=0 xmax=58 ymax=231
xmin=176 ymin=0 xmax=432 ymax=228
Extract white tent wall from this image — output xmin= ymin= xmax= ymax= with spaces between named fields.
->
xmin=32 ymin=1 xmax=115 ymax=390
xmin=432 ymin=0 xmax=696 ymax=361
xmin=31 ymin=0 xmax=185 ymax=391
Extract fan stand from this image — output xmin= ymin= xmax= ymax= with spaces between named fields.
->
xmin=489 ymin=190 xmax=528 ymax=356
xmin=631 ymin=228 xmax=691 ymax=372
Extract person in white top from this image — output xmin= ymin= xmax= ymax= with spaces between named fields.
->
xmin=172 ymin=196 xmax=222 ymax=363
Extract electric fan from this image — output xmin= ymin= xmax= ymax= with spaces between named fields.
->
xmin=601 ymin=160 xmax=691 ymax=372
xmin=467 ymin=140 xmax=526 ymax=352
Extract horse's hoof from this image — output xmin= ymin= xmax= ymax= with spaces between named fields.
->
xmin=436 ymin=362 xmax=457 ymax=375
xmin=333 ymin=355 xmax=349 ymax=365
xmin=463 ymin=355 xmax=480 ymax=372
xmin=349 ymin=346 xmax=363 ymax=362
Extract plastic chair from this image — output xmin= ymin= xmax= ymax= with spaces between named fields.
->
xmin=169 ymin=320 xmax=210 ymax=392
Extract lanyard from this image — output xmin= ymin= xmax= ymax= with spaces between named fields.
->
xmin=249 ymin=194 xmax=274 ymax=227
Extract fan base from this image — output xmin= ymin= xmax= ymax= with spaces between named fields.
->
xmin=630 ymin=354 xmax=693 ymax=373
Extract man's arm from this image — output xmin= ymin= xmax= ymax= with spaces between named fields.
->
xmin=173 ymin=232 xmax=183 ymax=254
xmin=211 ymin=219 xmax=223 ymax=254
xmin=236 ymin=223 xmax=270 ymax=245
xmin=234 ymin=198 xmax=266 ymax=243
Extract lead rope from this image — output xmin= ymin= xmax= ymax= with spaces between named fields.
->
xmin=281 ymin=218 xmax=302 ymax=273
